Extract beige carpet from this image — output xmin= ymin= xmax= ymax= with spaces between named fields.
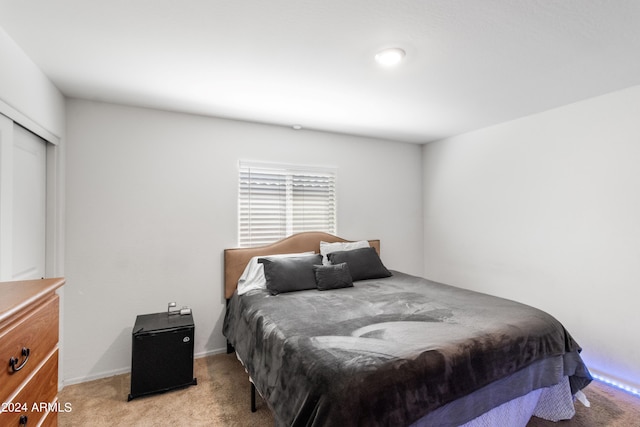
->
xmin=59 ymin=353 xmax=640 ymax=426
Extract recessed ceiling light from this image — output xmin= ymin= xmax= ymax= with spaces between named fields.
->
xmin=292 ymin=124 xmax=303 ymax=130
xmin=375 ymin=48 xmax=406 ymax=67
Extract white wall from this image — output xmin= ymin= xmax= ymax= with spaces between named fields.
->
xmin=0 ymin=26 xmax=65 ymax=139
xmin=64 ymin=99 xmax=423 ymax=383
xmin=423 ymin=85 xmax=640 ymax=391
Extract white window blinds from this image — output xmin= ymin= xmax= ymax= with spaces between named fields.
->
xmin=238 ymin=161 xmax=337 ymax=247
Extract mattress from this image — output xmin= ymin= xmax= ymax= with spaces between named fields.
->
xmin=223 ymin=270 xmax=591 ymax=426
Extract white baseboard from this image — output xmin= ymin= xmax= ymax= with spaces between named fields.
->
xmin=61 ymin=346 xmax=228 ymax=388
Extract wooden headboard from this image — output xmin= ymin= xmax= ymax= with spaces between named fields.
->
xmin=224 ymin=232 xmax=380 ymax=299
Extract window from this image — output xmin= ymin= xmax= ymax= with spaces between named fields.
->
xmin=238 ymin=161 xmax=337 ymax=247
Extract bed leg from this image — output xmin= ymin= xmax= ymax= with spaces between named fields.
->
xmin=251 ymin=382 xmax=257 ymax=412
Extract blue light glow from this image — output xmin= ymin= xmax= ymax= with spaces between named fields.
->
xmin=592 ymin=373 xmax=640 ymax=398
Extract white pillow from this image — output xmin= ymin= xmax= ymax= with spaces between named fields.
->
xmin=237 ymin=251 xmax=315 ymax=295
xmin=319 ymin=240 xmax=370 ymax=265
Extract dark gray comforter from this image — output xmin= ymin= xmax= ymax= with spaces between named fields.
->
xmin=223 ymin=271 xmax=591 ymax=426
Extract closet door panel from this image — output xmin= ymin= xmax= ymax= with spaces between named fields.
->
xmin=11 ymin=124 xmax=46 ymax=280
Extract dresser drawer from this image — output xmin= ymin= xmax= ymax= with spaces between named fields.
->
xmin=0 ymin=349 xmax=58 ymax=427
xmin=39 ymin=407 xmax=58 ymax=427
xmin=0 ymin=295 xmax=59 ymax=403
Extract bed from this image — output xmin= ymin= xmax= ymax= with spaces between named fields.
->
xmin=223 ymin=232 xmax=592 ymax=426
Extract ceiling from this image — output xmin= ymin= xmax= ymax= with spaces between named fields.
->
xmin=1 ymin=0 xmax=640 ymax=144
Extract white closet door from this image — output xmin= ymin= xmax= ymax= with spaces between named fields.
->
xmin=11 ymin=124 xmax=47 ymax=280
xmin=0 ymin=114 xmax=13 ymax=280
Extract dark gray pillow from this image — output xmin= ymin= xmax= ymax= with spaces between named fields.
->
xmin=258 ymin=254 xmax=322 ymax=295
xmin=313 ymin=263 xmax=353 ymax=291
xmin=327 ymin=247 xmax=392 ymax=281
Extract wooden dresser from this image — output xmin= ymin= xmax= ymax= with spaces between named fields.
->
xmin=0 ymin=278 xmax=64 ymax=427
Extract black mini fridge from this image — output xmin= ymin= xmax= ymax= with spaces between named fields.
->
xmin=128 ymin=312 xmax=197 ymax=400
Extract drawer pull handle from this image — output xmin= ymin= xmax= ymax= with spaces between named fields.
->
xmin=9 ymin=347 xmax=30 ymax=372
xmin=19 ymin=415 xmax=28 ymax=426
